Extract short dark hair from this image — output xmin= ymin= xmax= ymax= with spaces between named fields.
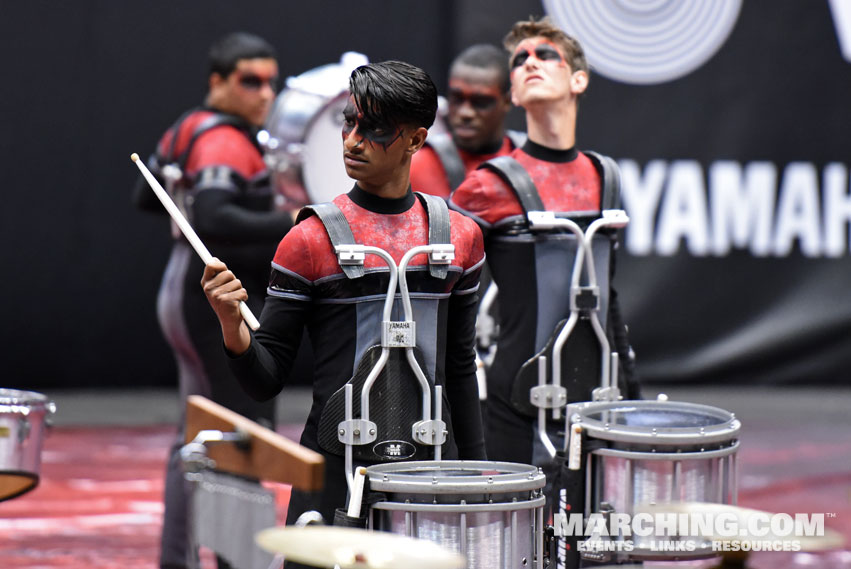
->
xmin=208 ymin=32 xmax=277 ymax=77
xmin=349 ymin=61 xmax=437 ymax=130
xmin=451 ymin=44 xmax=511 ymax=93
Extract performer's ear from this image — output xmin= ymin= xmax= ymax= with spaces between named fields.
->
xmin=571 ymin=70 xmax=589 ymax=95
xmin=407 ymin=126 xmax=429 ymax=155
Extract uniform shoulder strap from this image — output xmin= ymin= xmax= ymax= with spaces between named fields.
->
xmin=296 ymin=203 xmax=365 ymax=279
xmin=584 ymin=151 xmax=621 ymax=210
xmin=426 ymin=133 xmax=466 ymax=192
xmin=415 ymin=192 xmax=451 ymax=279
xmin=477 ymin=156 xmax=544 ymax=214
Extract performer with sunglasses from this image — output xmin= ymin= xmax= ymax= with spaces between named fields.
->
xmin=410 ymin=44 xmax=525 ymax=200
xmin=449 ymin=18 xmax=640 ymax=469
xmin=133 ymin=32 xmax=294 ymax=569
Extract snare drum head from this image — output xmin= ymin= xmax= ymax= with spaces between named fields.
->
xmin=264 ymin=52 xmax=368 ymax=209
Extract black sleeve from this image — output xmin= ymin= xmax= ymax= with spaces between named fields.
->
xmin=192 ymin=188 xmax=294 ymax=245
xmin=444 ymin=288 xmax=487 ymax=460
xmin=227 ymin=297 xmax=310 ymax=401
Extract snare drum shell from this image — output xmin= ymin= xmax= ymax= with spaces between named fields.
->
xmin=366 ymin=460 xmax=546 ymax=569
xmin=569 ymin=400 xmax=740 ymax=562
xmin=0 ymin=389 xmax=54 ymax=501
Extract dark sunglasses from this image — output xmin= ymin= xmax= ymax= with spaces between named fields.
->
xmin=510 ymin=44 xmax=565 ymax=69
xmin=447 ymin=90 xmax=502 ymax=111
xmin=236 ymin=72 xmax=279 ymax=91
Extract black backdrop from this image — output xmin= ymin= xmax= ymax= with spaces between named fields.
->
xmin=2 ymin=1 xmax=849 ymax=390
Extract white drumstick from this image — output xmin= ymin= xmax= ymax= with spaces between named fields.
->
xmin=347 ymin=466 xmax=367 ymax=518
xmin=130 ymin=153 xmax=261 ymax=331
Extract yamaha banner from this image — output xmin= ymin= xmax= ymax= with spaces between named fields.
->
xmin=536 ymin=0 xmax=851 ymax=385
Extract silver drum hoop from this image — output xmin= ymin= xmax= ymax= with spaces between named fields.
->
xmin=366 ymin=460 xmax=545 ymax=496
xmin=569 ymin=399 xmax=740 ymax=448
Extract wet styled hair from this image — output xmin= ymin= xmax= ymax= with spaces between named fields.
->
xmin=349 ymin=60 xmax=438 ymax=130
xmin=208 ymin=32 xmax=277 ymax=78
xmin=503 ymin=16 xmax=589 ymax=75
xmin=451 ymin=44 xmax=511 ymax=93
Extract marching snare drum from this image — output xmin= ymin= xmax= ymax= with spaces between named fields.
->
xmin=567 ymin=399 xmax=740 ymax=561
xmin=0 ymin=389 xmax=55 ymax=500
xmin=366 ymin=460 xmax=546 ymax=569
xmin=262 ymin=52 xmax=368 ymax=210
xmin=366 ymin=460 xmax=545 ymax=569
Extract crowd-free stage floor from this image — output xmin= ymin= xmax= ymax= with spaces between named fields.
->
xmin=1 ymin=387 xmax=850 ymax=568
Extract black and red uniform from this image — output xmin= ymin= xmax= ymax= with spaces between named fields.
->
xmin=449 ymin=140 xmax=636 ymax=467
xmin=410 ymin=132 xmax=523 ymax=199
xmin=228 ymin=184 xmax=487 ymax=523
xmin=134 ymin=107 xmax=294 ymax=569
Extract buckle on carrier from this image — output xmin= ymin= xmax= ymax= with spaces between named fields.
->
xmin=526 ymin=210 xmax=558 ymax=230
xmin=334 ymin=244 xmax=367 ymax=265
xmin=428 ymin=244 xmax=455 ymax=264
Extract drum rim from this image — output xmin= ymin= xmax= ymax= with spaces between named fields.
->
xmin=0 ymin=388 xmax=51 ymax=407
xmin=568 ymin=399 xmax=740 ymax=445
xmin=365 ymin=460 xmax=545 ymax=493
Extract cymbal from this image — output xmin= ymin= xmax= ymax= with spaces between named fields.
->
xmin=255 ymin=525 xmax=467 ymax=569
xmin=634 ymin=501 xmax=845 ymax=552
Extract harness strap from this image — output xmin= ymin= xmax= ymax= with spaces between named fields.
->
xmin=426 ymin=134 xmax=466 ymax=192
xmin=299 ymin=193 xmax=453 ymax=280
xmin=298 ymin=203 xmax=365 ymax=279
xmin=478 ymin=156 xmax=544 ymax=214
xmin=415 ymin=192 xmax=451 ymax=279
xmin=585 ymin=151 xmax=621 ymax=210
xmin=159 ymin=110 xmax=254 ymax=173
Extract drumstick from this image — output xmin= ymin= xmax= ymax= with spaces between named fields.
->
xmin=130 ymin=153 xmax=261 ymax=331
xmin=347 ymin=466 xmax=367 ymax=518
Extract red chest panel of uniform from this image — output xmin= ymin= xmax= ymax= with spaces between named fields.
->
xmin=156 ymin=110 xmax=266 ymax=180
xmin=451 ymin=149 xmax=601 ymax=226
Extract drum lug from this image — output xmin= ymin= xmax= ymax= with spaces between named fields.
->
xmin=411 ymin=419 xmax=447 ymax=446
xmin=530 ymin=384 xmax=567 ymax=409
xmin=338 ymin=419 xmax=378 ymax=445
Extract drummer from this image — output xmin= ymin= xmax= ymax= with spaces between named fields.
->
xmin=201 ymin=60 xmax=487 ymax=549
xmin=449 ymin=17 xmax=640 ymax=467
xmin=132 ymin=31 xmax=295 ymax=569
xmin=411 ymin=43 xmax=523 ymax=199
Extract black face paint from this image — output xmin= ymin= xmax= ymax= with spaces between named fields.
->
xmin=236 ymin=72 xmax=279 ymax=91
xmin=447 ymin=89 xmax=500 ymax=111
xmin=342 ymin=101 xmax=404 ymax=150
xmin=510 ymin=43 xmax=566 ymax=70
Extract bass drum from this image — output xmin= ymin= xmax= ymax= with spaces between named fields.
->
xmin=262 ymin=52 xmax=369 ymax=210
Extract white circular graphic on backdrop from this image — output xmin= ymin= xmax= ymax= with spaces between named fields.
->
xmin=542 ymin=0 xmax=743 ymax=85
